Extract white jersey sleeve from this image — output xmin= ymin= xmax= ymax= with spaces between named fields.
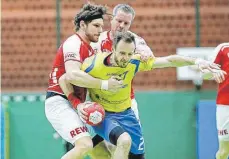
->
xmin=208 ymin=43 xmax=229 ymax=62
xmin=90 ymin=41 xmax=101 ymax=54
xmin=63 ymin=35 xmax=81 ymax=62
xmin=129 ymin=31 xmax=153 ymax=57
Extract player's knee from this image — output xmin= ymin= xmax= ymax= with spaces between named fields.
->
xmin=74 ymin=137 xmax=93 ymax=154
xmin=217 ymin=147 xmax=229 ymax=157
xmin=216 ymin=150 xmax=229 ymax=159
xmin=92 ymin=134 xmax=104 ymax=147
xmin=109 ymin=126 xmax=126 ymax=145
xmin=129 ymin=152 xmax=145 ymax=159
xmin=117 ymin=132 xmax=132 ymax=148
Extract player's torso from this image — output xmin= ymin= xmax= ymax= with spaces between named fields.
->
xmin=82 ymin=52 xmax=138 ymax=112
xmin=90 ymin=31 xmax=143 ymax=99
xmin=215 ymin=43 xmax=229 ymax=105
xmin=47 ymin=34 xmax=94 ymax=97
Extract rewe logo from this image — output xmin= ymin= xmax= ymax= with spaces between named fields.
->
xmin=70 ymin=126 xmax=88 ymax=138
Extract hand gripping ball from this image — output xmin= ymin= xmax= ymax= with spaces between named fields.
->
xmin=83 ymin=102 xmax=105 ymax=126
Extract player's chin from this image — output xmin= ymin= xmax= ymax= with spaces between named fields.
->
xmin=121 ymin=63 xmax=128 ymax=68
xmin=91 ymin=36 xmax=99 ymax=42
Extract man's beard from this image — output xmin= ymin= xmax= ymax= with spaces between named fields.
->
xmin=115 ymin=55 xmax=127 ymax=68
xmin=85 ymin=31 xmax=98 ymax=43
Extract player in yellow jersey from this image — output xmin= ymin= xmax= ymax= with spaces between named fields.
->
xmin=59 ymin=32 xmax=221 ymax=159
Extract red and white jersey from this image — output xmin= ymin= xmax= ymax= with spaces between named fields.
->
xmin=91 ymin=31 xmax=153 ymax=99
xmin=212 ymin=43 xmax=229 ymax=105
xmin=90 ymin=31 xmax=112 ymax=53
xmin=47 ymin=34 xmax=94 ymax=99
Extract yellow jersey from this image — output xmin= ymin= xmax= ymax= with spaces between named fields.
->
xmin=81 ymin=52 xmax=155 ymax=112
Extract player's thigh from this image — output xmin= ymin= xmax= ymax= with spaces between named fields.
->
xmin=45 ymin=96 xmax=90 ymax=144
xmin=217 ymin=105 xmax=229 ymax=141
xmin=131 ymin=98 xmax=140 ymax=121
xmin=92 ymin=113 xmax=123 ymax=143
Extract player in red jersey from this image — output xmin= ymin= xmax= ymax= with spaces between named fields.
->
xmin=209 ymin=43 xmax=229 ymax=159
xmin=45 ymin=4 xmax=122 ymax=159
xmin=91 ymin=4 xmax=154 ymax=122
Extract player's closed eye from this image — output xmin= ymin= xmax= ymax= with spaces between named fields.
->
xmin=118 ymin=20 xmax=122 ymax=23
xmin=93 ymin=24 xmax=100 ymax=28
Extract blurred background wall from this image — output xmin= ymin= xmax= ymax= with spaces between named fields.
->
xmin=1 ymin=0 xmax=229 ymax=159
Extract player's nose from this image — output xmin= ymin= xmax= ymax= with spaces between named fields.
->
xmin=119 ymin=22 xmax=125 ymax=28
xmin=98 ymin=26 xmax=103 ymax=33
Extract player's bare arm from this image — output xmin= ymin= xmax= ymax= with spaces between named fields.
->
xmin=152 ymin=55 xmax=221 ymax=72
xmin=65 ymin=60 xmax=103 ymax=89
xmin=62 ymin=61 xmax=124 ymax=91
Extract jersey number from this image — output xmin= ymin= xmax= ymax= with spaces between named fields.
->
xmin=119 ymin=71 xmax=128 ymax=80
xmin=50 ymin=68 xmax=58 ymax=84
xmin=138 ymin=137 xmax=144 ymax=151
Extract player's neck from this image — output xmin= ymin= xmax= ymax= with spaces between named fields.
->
xmin=77 ymin=30 xmax=90 ymax=44
xmin=109 ymin=31 xmax=114 ymax=40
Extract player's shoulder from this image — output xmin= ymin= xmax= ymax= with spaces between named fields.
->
xmin=62 ymin=34 xmax=83 ymax=54
xmin=127 ymin=31 xmax=139 ymax=38
xmin=83 ymin=54 xmax=95 ymax=65
xmin=214 ymin=43 xmax=229 ymax=53
xmin=99 ymin=31 xmax=109 ymax=40
xmin=64 ymin=34 xmax=81 ymax=44
xmin=127 ymin=31 xmax=145 ymax=41
xmin=130 ymin=54 xmax=141 ymax=63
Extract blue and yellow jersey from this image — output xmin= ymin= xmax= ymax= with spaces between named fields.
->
xmin=81 ymin=52 xmax=155 ymax=112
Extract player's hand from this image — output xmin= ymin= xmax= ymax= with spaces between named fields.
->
xmin=136 ymin=50 xmax=154 ymax=62
xmin=211 ymin=70 xmax=227 ymax=83
xmin=135 ymin=45 xmax=154 ymax=62
xmin=108 ymin=76 xmax=123 ymax=92
xmin=195 ymin=59 xmax=221 ymax=72
xmin=77 ymin=102 xmax=89 ymax=123
xmin=139 ymin=54 xmax=153 ymax=62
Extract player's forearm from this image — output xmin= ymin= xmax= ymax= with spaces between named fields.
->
xmin=59 ymin=75 xmax=82 ymax=109
xmin=66 ymin=70 xmax=102 ymax=89
xmin=59 ymin=74 xmax=74 ymax=97
xmin=166 ymin=55 xmax=196 ymax=67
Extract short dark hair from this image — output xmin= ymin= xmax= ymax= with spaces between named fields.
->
xmin=113 ymin=32 xmax=136 ymax=49
xmin=113 ymin=4 xmax=135 ymax=20
xmin=74 ymin=4 xmax=107 ymax=31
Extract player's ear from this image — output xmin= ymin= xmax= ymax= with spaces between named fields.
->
xmin=80 ymin=20 xmax=86 ymax=31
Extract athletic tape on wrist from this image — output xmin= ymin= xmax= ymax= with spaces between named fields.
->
xmin=101 ymin=80 xmax=109 ymax=90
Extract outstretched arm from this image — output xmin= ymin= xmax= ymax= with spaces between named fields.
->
xmin=152 ymin=55 xmax=221 ymax=72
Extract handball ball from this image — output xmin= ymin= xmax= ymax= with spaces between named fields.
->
xmin=83 ymin=102 xmax=105 ymax=126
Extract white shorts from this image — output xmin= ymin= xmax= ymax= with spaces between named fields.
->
xmin=131 ymin=98 xmax=140 ymax=121
xmin=45 ymin=96 xmax=90 ymax=144
xmin=217 ymin=105 xmax=229 ymax=141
